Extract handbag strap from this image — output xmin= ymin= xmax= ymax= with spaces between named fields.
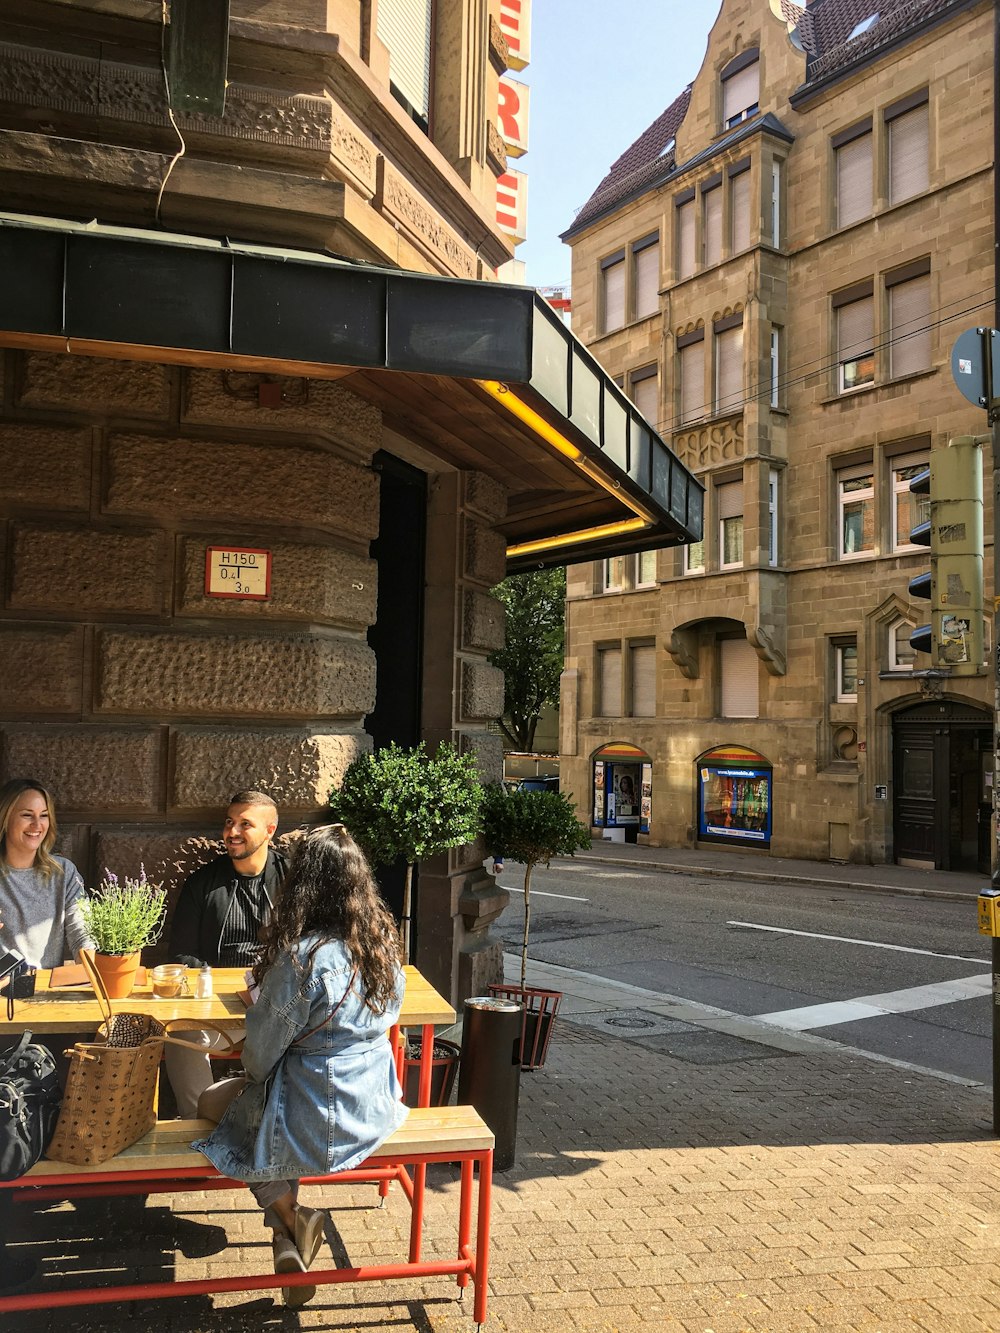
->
xmin=292 ymin=967 xmax=357 ymax=1046
xmin=78 ymin=949 xmax=114 ymax=1025
xmin=0 ymin=1029 xmax=33 ymax=1071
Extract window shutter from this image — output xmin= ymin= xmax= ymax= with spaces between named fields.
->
xmin=720 ymin=637 xmax=759 ymax=718
xmin=703 ymin=188 xmax=723 ymax=266
xmin=632 ymin=372 xmax=658 ymax=424
xmin=634 ymin=241 xmax=660 ymax=319
xmin=717 ymin=479 xmax=743 ymax=520
xmin=838 ymin=296 xmax=874 ymax=363
xmin=376 ymin=0 xmax=433 ymax=121
xmin=677 ymin=201 xmax=695 ymax=278
xmin=599 ymin=648 xmax=622 ymax=717
xmin=630 ymin=645 xmax=656 ymax=717
xmin=723 ymin=61 xmax=759 ymax=124
xmin=889 ymin=104 xmax=929 ymax=204
xmin=603 ymin=260 xmax=625 ymax=332
xmin=731 ymin=170 xmax=751 ymax=252
xmin=680 ymin=340 xmax=704 ymax=424
xmin=715 ymin=325 xmax=743 ymax=413
xmin=890 ymin=275 xmax=931 ymax=376
xmin=836 ymin=134 xmax=872 ymax=226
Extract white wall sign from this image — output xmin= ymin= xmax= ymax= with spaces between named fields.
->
xmin=499 ymin=0 xmax=531 ymax=69
xmin=498 ymin=76 xmax=530 ymax=157
xmin=205 ymin=546 xmax=271 ymax=600
xmin=496 ymin=168 xmax=528 ymax=244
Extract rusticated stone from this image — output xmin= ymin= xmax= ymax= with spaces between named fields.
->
xmin=97 ymin=629 xmax=376 ymax=719
xmin=462 ymin=590 xmax=505 ymax=653
xmin=10 ymin=523 xmax=165 ymax=613
xmin=0 ymin=423 xmax=91 ymax=511
xmin=182 ymin=369 xmax=382 ymax=456
xmin=52 ymin=823 xmax=88 ymax=877
xmin=180 ymin=538 xmax=376 ymax=628
xmin=92 ymin=831 xmax=223 ymax=943
xmin=464 ymin=520 xmax=507 ymax=586
xmin=459 ymin=730 xmax=504 ymax=785
xmin=171 ymin=728 xmax=372 ymax=811
xmin=1 ymin=726 xmax=162 ymax=812
xmin=16 ymin=352 xmax=170 ymax=418
xmin=105 ymin=432 xmax=379 ymax=542
xmin=0 ymin=626 xmax=83 ymax=712
xmin=461 ymin=660 xmax=504 ymax=721
xmin=464 ymin=472 xmax=508 ymax=522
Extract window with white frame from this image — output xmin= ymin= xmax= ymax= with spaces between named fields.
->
xmin=720 ymin=636 xmax=759 ymax=718
xmin=377 ymin=0 xmax=433 ymax=127
xmin=601 ymin=250 xmax=626 ymax=334
xmin=684 ymin=538 xmax=705 ymax=575
xmin=636 ymin=549 xmax=658 ymax=587
xmin=770 ymin=326 xmax=781 ymax=408
xmin=891 ymin=450 xmax=930 ymax=551
xmin=886 ymin=92 xmax=929 ymax=205
xmin=714 ymin=314 xmax=743 ymax=416
xmin=630 ymin=364 xmax=658 ymax=426
xmin=888 ymin=261 xmax=931 ymax=378
xmin=702 ymin=180 xmax=723 ymax=268
xmin=632 ymin=233 xmax=660 ymax=320
xmin=730 ymin=161 xmax=751 ymax=253
xmin=770 ymin=159 xmax=782 ymax=246
xmin=678 ymin=331 xmax=705 ymax=425
xmin=837 ymin=462 xmax=875 ymax=559
xmin=718 ymin=478 xmax=744 ymax=569
xmin=888 ymin=619 xmax=916 ymax=672
xmin=834 ymin=638 xmax=859 ymax=701
xmin=629 ymin=642 xmax=657 ymax=717
xmin=602 ymin=555 xmax=627 ymax=592
xmin=676 ymin=193 xmax=696 ymax=279
xmin=721 ymin=50 xmax=759 ymax=128
xmin=835 ymin=282 xmax=875 ymax=392
xmin=834 ymin=121 xmax=873 ymax=228
xmin=768 ymin=469 xmax=779 ymax=566
xmin=598 ymin=645 xmax=623 ymax=716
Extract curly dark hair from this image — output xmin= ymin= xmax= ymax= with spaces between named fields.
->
xmin=253 ymin=823 xmax=401 ymax=1013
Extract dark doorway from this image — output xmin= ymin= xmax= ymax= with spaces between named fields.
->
xmin=366 ymin=451 xmax=427 ymax=923
xmin=892 ymin=701 xmax=990 ymax=873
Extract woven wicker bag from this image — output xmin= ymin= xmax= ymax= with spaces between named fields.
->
xmin=46 ymin=952 xmax=235 ymax=1166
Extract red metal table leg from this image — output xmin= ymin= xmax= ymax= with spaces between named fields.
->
xmin=473 ymin=1148 xmax=493 ymax=1327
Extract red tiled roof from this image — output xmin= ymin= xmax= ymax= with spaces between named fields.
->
xmin=561 ymin=86 xmax=692 ymax=237
xmin=564 ymin=0 xmax=968 ymax=237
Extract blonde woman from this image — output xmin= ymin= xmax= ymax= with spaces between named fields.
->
xmin=0 ymin=778 xmax=93 ymax=968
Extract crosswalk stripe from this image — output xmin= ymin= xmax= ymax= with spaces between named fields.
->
xmin=753 ymin=973 xmax=991 ymax=1031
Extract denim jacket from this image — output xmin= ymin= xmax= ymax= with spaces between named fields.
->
xmin=195 ymin=937 xmax=408 ymax=1182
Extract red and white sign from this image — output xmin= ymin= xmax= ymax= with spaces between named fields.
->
xmin=498 ymin=76 xmax=529 ymax=158
xmin=205 ymin=546 xmax=271 ymax=600
xmin=499 ymin=0 xmax=531 ymax=70
xmin=496 ymin=168 xmax=528 ymax=244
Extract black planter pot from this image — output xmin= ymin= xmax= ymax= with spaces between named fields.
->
xmin=402 ymin=1036 xmax=460 ymax=1108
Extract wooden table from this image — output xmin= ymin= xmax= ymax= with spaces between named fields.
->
xmin=2 ymin=964 xmax=456 ymax=1107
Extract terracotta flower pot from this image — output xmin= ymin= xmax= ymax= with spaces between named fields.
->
xmin=91 ymin=950 xmax=141 ymax=999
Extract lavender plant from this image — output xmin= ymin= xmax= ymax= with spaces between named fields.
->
xmin=79 ymin=866 xmax=167 ymax=955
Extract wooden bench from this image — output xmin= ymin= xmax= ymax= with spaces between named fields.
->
xmin=0 ymin=1104 xmax=494 ymax=1326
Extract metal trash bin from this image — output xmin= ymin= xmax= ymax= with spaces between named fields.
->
xmin=457 ymin=996 xmax=522 ymax=1172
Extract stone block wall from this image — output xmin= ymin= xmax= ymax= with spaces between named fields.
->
xmin=0 ymin=348 xmax=381 ymax=914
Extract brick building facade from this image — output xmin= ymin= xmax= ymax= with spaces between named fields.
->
xmin=560 ymin=0 xmax=995 ymax=871
xmin=0 ymin=2 xmax=701 ymax=1003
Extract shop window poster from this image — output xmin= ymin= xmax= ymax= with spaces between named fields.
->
xmin=593 ymin=760 xmax=605 ymax=825
xmin=699 ymin=764 xmax=771 ymax=845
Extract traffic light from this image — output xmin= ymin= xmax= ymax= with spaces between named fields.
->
xmin=908 ymin=434 xmax=984 ymax=675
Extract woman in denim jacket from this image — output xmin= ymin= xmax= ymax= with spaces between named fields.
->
xmin=196 ymin=823 xmax=407 ymax=1306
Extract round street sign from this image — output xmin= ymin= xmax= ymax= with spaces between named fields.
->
xmin=951 ymin=327 xmax=1000 ymax=410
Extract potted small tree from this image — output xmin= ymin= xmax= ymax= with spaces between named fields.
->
xmin=329 ymin=741 xmax=483 ymax=1105
xmin=79 ymin=867 xmax=168 ymax=998
xmin=481 ymin=783 xmax=590 ymax=1068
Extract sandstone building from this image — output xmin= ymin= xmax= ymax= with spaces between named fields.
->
xmin=0 ymin=1 xmax=700 ymax=1003
xmin=560 ymin=0 xmax=995 ymax=872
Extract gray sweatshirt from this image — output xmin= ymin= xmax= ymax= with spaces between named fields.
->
xmin=0 ymin=855 xmax=95 ymax=968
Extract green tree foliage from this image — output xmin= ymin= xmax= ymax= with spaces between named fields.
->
xmin=328 ymin=742 xmax=483 ymax=962
xmin=489 ymin=568 xmax=566 ymax=751
xmin=481 ymin=784 xmax=590 ymax=989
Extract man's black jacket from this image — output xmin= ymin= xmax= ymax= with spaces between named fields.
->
xmin=167 ymin=846 xmax=288 ymax=968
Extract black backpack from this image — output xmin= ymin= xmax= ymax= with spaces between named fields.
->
xmin=0 ymin=1031 xmax=61 ymax=1181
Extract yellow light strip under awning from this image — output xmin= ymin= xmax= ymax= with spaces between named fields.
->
xmin=507 ymin=516 xmax=648 ymax=559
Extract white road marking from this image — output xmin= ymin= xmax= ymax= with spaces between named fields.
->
xmin=728 ymin=919 xmax=986 ymax=964
xmin=502 ymin=887 xmax=589 ymax=903
xmin=754 ymin=973 xmax=991 ymax=1030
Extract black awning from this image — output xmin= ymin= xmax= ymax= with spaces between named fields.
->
xmin=0 ymin=212 xmax=703 ymax=570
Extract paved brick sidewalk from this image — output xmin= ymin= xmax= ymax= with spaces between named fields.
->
xmin=6 ymin=962 xmax=1000 ymax=1333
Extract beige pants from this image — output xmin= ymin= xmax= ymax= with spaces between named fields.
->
xmin=163 ymin=1025 xmax=245 ymax=1118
